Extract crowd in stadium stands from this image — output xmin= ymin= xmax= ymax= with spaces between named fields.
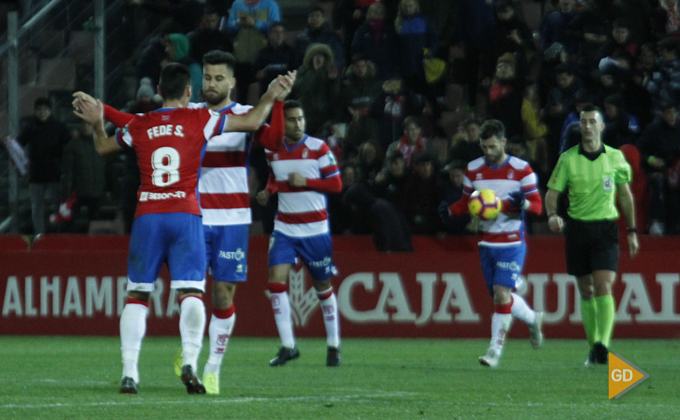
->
xmin=10 ymin=0 xmax=680 ymax=241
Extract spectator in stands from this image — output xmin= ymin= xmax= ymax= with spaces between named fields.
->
xmin=295 ymin=6 xmax=344 ymax=69
xmin=636 ymin=42 xmax=659 ymax=90
xmin=521 ymin=78 xmax=549 ymax=175
xmin=597 ymin=18 xmax=639 ymax=64
xmin=602 ymin=93 xmax=640 ymax=148
xmin=393 ymin=0 xmax=437 ymax=95
xmin=16 ymin=98 xmax=71 ymax=235
xmin=559 ymin=89 xmax=595 ymax=154
xmin=374 ymin=150 xmax=409 ymax=207
xmin=636 ymin=100 xmax=680 ymax=234
xmin=400 ymin=151 xmax=443 ymax=235
xmin=60 ymin=120 xmax=106 ymax=233
xmin=344 ymin=182 xmax=413 ymax=252
xmin=253 ymin=22 xmax=295 ymax=97
xmin=334 ymin=0 xmax=382 ymax=66
xmin=439 ymin=160 xmax=471 ymax=235
xmin=351 ymin=2 xmax=399 ymax=80
xmin=386 ymin=116 xmax=430 ymax=168
xmin=647 ymin=36 xmax=680 ymax=106
xmin=223 ymin=0 xmax=280 ymax=103
xmin=291 ymin=43 xmax=340 ymax=137
xmin=541 ymin=0 xmax=579 ymax=57
xmin=165 ymin=33 xmax=202 ymax=102
xmin=187 ymin=6 xmax=233 ymax=64
xmin=565 ymin=0 xmax=613 ymax=77
xmin=446 ymin=117 xmax=483 ymax=164
xmin=135 ymin=21 xmax=181 ymax=87
xmin=327 ymin=162 xmax=358 ymax=234
xmin=481 ymin=0 xmax=535 ymax=82
xmin=341 ymin=56 xmax=383 ymax=122
xmin=369 ymin=76 xmax=424 ymax=150
xmin=544 ymin=63 xmax=583 ymax=163
xmin=353 ymin=141 xmax=383 ymax=183
xmin=488 ymin=53 xmax=526 ymax=140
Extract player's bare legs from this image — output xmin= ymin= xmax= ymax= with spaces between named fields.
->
xmin=120 ymin=291 xmax=150 ymax=393
xmin=311 ymin=278 xmax=341 ymax=366
xmin=577 ymin=270 xmax=616 ymax=365
xmin=202 ymin=281 xmax=236 ymax=393
xmin=177 ymin=288 xmax=206 ymax=394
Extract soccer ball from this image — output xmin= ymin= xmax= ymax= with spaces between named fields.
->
xmin=468 ymin=189 xmax=502 ymax=220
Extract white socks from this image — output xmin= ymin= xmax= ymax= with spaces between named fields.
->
xmin=179 ymin=296 xmax=206 ymax=372
xmin=317 ymin=288 xmax=340 ymax=348
xmin=204 ymin=311 xmax=236 ymax=375
xmin=120 ymin=302 xmax=148 ymax=382
xmin=490 ymin=313 xmax=513 ymax=353
xmin=510 ymin=293 xmax=536 ymax=325
xmin=270 ymin=287 xmax=296 ymax=348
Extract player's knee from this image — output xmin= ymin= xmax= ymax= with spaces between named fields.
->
xmin=127 ymin=291 xmax=150 ymax=302
xmin=177 ymin=288 xmax=203 ymax=300
xmin=312 ymin=279 xmax=332 ymax=292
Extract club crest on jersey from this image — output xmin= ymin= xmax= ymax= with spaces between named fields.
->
xmin=603 ymin=177 xmax=613 ymax=191
xmin=476 ymin=173 xmax=483 ymax=180
xmin=302 ymin=149 xmax=308 ymax=159
xmin=508 ymin=170 xmax=514 ymax=180
xmin=273 ymin=153 xmax=279 ymax=161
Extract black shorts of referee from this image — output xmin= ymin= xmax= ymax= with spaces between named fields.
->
xmin=564 ymin=218 xmax=619 ymax=277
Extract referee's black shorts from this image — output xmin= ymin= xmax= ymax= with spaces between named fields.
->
xmin=564 ymin=219 xmax=619 ymax=277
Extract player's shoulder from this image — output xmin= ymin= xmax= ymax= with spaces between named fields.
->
xmin=303 ymin=135 xmax=327 ymax=151
xmin=507 ymin=156 xmax=531 ymax=170
xmin=228 ymin=103 xmax=253 ymax=115
xmin=604 ymin=144 xmax=625 ymax=158
xmin=467 ymin=156 xmax=486 ymax=172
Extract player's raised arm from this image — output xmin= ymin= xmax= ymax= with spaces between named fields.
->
xmin=223 ymin=71 xmax=296 ymax=133
xmin=73 ymin=97 xmax=121 ymax=155
xmin=73 ymin=91 xmax=134 ymax=128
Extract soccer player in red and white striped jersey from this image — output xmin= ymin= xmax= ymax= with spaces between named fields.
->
xmin=73 ymin=63 xmax=294 ymax=394
xmin=442 ymin=119 xmax=544 ymax=368
xmin=256 ymin=100 xmax=343 ymax=367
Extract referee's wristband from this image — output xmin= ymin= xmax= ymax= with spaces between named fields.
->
xmin=627 ymin=227 xmax=638 ymax=234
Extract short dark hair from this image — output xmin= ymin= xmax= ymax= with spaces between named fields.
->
xmin=479 ymin=119 xmax=505 ymax=141
xmin=462 ymin=117 xmax=482 ymax=128
xmin=403 ymin=115 xmax=420 ymax=128
xmin=203 ymin=50 xmax=236 ymax=73
xmin=308 ymin=6 xmax=324 ymax=15
xmin=34 ymin=97 xmax=51 ymax=109
xmin=159 ymin=63 xmax=191 ymax=101
xmin=580 ymin=104 xmax=603 ymax=120
xmin=269 ymin=21 xmax=284 ymax=33
xmin=658 ymin=37 xmax=680 ymax=55
xmin=604 ymin=93 xmax=623 ymax=108
xmin=284 ymin=100 xmax=304 ymax=112
xmin=660 ymin=99 xmax=676 ymax=111
xmin=612 ymin=18 xmax=629 ymax=30
xmin=574 ymin=88 xmax=593 ymax=105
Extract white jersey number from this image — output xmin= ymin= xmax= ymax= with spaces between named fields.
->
xmin=151 ymin=147 xmax=180 ymax=187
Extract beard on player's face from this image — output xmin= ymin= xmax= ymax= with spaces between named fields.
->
xmin=203 ymin=89 xmax=229 ymax=106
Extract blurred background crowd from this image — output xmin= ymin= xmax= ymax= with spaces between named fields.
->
xmin=2 ymin=0 xmax=679 ymax=246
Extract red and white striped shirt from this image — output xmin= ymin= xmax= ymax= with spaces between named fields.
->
xmin=265 ymin=135 xmax=341 ymax=237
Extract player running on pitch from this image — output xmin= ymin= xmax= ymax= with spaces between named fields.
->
xmin=440 ymin=119 xmax=544 ymax=368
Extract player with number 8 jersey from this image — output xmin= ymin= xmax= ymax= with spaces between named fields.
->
xmin=72 ymin=63 xmax=295 ymax=395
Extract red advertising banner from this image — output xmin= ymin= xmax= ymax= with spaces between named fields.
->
xmin=1 ymin=235 xmax=679 ymax=338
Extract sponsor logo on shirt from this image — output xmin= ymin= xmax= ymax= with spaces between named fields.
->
xmin=139 ymin=191 xmax=187 ymax=201
xmin=603 ymin=177 xmax=613 ymax=191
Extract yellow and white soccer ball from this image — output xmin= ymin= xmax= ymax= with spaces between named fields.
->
xmin=468 ymin=189 xmax=502 ymax=220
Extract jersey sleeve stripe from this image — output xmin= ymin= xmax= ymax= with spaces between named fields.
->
xmin=276 ymin=209 xmax=328 ymax=224
xmin=202 ymin=151 xmax=246 ymax=168
xmin=199 ymin=192 xmax=250 ymax=209
xmin=322 ymin=169 xmax=340 ymax=178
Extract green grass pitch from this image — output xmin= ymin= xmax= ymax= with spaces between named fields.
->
xmin=0 ymin=337 xmax=678 ymax=419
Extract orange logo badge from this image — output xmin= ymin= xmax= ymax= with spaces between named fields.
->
xmin=608 ymin=353 xmax=649 ymax=399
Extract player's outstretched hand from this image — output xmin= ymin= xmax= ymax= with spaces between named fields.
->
xmin=288 ymin=173 xmax=307 ymax=187
xmin=438 ymin=200 xmax=451 ymax=223
xmin=256 ymin=189 xmax=271 ymax=206
xmin=73 ymin=97 xmax=103 ymax=125
xmin=274 ymin=71 xmax=297 ymax=101
xmin=72 ymin=91 xmax=96 ymax=109
xmin=509 ymin=191 xmax=525 ymax=210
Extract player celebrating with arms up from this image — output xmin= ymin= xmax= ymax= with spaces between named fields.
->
xmin=73 ymin=63 xmax=294 ymax=394
xmin=440 ymin=119 xmax=544 ymax=368
xmin=256 ymin=100 xmax=343 ymax=367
